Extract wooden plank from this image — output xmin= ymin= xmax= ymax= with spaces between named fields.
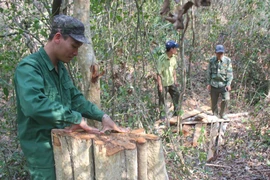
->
xmin=207 ymin=122 xmax=220 ymax=162
xmin=169 ymin=112 xmax=247 ymax=125
xmin=196 ymin=105 xmax=211 ymax=112
xmin=169 ymin=111 xmax=202 ymax=124
xmin=226 ymin=112 xmax=248 ymax=118
xmin=217 ymin=122 xmax=228 ymax=147
xmin=182 ymin=118 xmax=231 ymax=125
xmin=194 ymin=113 xmax=207 ymax=121
xmin=182 ymin=109 xmax=201 ymax=119
xmin=169 ymin=116 xmax=179 ymax=125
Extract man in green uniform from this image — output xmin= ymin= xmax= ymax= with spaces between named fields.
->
xmin=14 ymin=15 xmax=128 ymax=180
xmin=207 ymin=45 xmax=233 ymax=119
xmin=157 ymin=40 xmax=180 ymax=118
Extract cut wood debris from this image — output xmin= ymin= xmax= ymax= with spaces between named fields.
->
xmin=52 ymin=128 xmax=169 ymax=180
xmin=155 ymin=105 xmax=250 ymax=163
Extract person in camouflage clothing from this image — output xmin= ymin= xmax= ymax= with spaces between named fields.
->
xmin=207 ymin=45 xmax=233 ymax=119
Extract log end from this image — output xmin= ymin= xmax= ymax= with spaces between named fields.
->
xmin=136 ymin=137 xmax=147 ymax=144
xmin=51 ymin=129 xmax=97 ymax=140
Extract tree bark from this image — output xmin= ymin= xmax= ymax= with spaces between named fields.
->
xmin=73 ymin=0 xmax=102 ymax=128
xmin=73 ymin=0 xmax=101 ymax=107
xmin=52 ymin=129 xmax=169 ymax=180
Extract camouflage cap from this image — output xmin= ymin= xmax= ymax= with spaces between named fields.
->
xmin=51 ymin=14 xmax=89 ymax=44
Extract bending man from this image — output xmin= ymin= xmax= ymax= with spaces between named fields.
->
xmin=14 ymin=15 xmax=129 ymax=179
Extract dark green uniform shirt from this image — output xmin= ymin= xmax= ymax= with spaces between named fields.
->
xmin=207 ymin=56 xmax=233 ymax=88
xmin=14 ymin=47 xmax=105 ymax=168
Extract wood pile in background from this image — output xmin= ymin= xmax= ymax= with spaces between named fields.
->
xmin=155 ymin=105 xmax=248 ymax=162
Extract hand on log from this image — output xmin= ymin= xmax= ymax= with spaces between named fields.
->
xmin=101 ymin=114 xmax=130 ymax=133
xmin=64 ymin=118 xmax=102 ymax=134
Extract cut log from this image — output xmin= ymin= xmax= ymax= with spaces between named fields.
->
xmin=169 ymin=112 xmax=248 ymax=125
xmin=182 ymin=105 xmax=211 ymax=120
xmin=51 ymin=129 xmax=168 ymax=180
xmin=169 ymin=114 xmax=229 ymax=125
xmin=217 ymin=122 xmax=228 ymax=147
xmin=207 ymin=122 xmax=229 ymax=162
xmin=207 ymin=122 xmax=220 ymax=162
xmin=137 ymin=137 xmax=148 ymax=180
xmin=52 ymin=132 xmax=96 ymax=180
xmin=226 ymin=112 xmax=249 ymax=119
xmin=182 ymin=109 xmax=201 ymax=119
xmin=196 ymin=105 xmax=211 ymax=112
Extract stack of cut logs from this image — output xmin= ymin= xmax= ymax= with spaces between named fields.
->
xmin=154 ymin=105 xmax=248 ymax=162
xmin=52 ymin=129 xmax=169 ymax=180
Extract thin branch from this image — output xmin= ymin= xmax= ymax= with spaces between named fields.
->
xmin=205 ymin=163 xmax=231 ymax=168
xmin=8 ymin=26 xmax=44 ymax=46
xmin=0 ymin=32 xmax=18 ymax=38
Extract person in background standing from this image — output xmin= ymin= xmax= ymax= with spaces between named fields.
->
xmin=157 ymin=40 xmax=180 ymax=119
xmin=207 ymin=44 xmax=233 ymax=119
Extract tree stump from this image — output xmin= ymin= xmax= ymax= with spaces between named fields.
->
xmin=51 ymin=129 xmax=169 ymax=180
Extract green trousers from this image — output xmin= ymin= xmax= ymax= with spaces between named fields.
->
xmin=28 ymin=166 xmax=56 ymax=180
xmin=158 ymin=84 xmax=180 ymax=116
xmin=210 ymin=86 xmax=230 ymax=117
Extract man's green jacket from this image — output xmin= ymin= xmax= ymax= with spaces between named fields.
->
xmin=207 ymin=56 xmax=233 ymax=88
xmin=14 ymin=47 xmax=105 ymax=168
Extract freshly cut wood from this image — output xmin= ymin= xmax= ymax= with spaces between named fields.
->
xmin=217 ymin=122 xmax=228 ymax=147
xmin=195 ymin=113 xmax=208 ymax=120
xmin=183 ymin=112 xmax=248 ymax=125
xmin=226 ymin=112 xmax=249 ymax=118
xmin=182 ymin=109 xmax=201 ymax=119
xmin=207 ymin=122 xmax=220 ymax=162
xmin=93 ymin=134 xmax=137 ymax=180
xmin=182 ymin=105 xmax=211 ymax=120
xmin=137 ymin=137 xmax=148 ymax=180
xmin=52 ymin=132 xmax=95 ymax=180
xmin=169 ymin=112 xmax=249 ymax=125
xmin=207 ymin=122 xmax=228 ymax=162
xmin=51 ymin=129 xmax=168 ymax=180
xmin=183 ymin=115 xmax=230 ymax=124
xmin=196 ymin=105 xmax=211 ymax=112
xmin=170 ymin=114 xmax=229 ymax=125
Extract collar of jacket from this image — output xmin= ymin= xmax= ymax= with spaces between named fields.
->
xmin=215 ymin=56 xmax=225 ymax=62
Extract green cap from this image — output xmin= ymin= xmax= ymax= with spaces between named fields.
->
xmin=51 ymin=15 xmax=89 ymax=44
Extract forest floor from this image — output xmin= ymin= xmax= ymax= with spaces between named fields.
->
xmin=161 ymin=61 xmax=270 ymax=180
xmin=163 ymin=102 xmax=270 ymax=180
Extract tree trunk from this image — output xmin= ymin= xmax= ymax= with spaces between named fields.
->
xmin=73 ymin=0 xmax=100 ymax=107
xmin=52 ymin=129 xmax=169 ymax=180
xmin=73 ymin=0 xmax=102 ymax=128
